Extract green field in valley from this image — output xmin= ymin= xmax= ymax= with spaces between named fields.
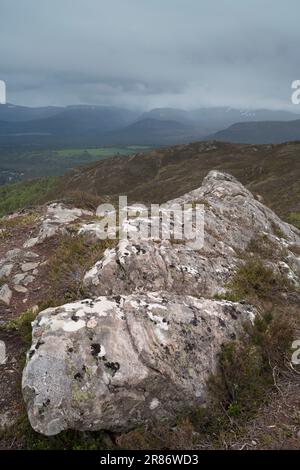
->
xmin=0 ymin=145 xmax=153 ymax=185
xmin=56 ymin=145 xmax=152 ymax=158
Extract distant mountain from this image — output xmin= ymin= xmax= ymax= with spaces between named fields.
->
xmin=104 ymin=118 xmax=206 ymax=145
xmin=0 ymin=103 xmax=62 ymax=122
xmin=0 ymin=105 xmax=140 ymax=147
xmin=210 ymin=119 xmax=300 ymax=144
xmin=139 ymin=108 xmax=193 ymax=123
xmin=141 ymin=107 xmax=300 ymax=133
xmin=0 ymin=103 xmax=299 ymax=148
xmin=0 ymin=114 xmax=204 ymax=147
xmin=0 ymin=105 xmax=139 ymax=135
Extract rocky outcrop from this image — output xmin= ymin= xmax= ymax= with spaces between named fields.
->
xmin=21 ymin=171 xmax=300 ymax=436
xmin=22 ymin=293 xmax=255 ymax=436
xmin=0 ymin=248 xmax=41 ymax=303
xmin=23 ymin=203 xmax=92 ymax=248
xmin=0 ymin=204 xmax=95 ymax=313
xmin=83 ymin=171 xmax=300 ymax=298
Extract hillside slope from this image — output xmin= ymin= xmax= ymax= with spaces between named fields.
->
xmin=0 ymin=172 xmax=299 ymax=449
xmin=53 ymin=140 xmax=300 ymax=220
xmin=211 ymin=119 xmax=300 ymax=144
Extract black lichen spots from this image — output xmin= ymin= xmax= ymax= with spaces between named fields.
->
xmin=134 ymin=245 xmax=146 ymax=255
xmin=104 ymin=361 xmax=120 ymax=376
xmin=35 ymin=339 xmax=45 ymax=350
xmin=218 ymin=317 xmax=226 ymax=328
xmin=91 ymin=343 xmax=101 ymax=357
xmin=29 ymin=349 xmax=35 ymax=359
xmin=68 ymin=347 xmax=74 ymax=353
xmin=39 ymin=398 xmax=51 ymax=415
xmin=71 ymin=314 xmax=80 ymax=322
xmin=184 ymin=342 xmax=195 ymax=352
xmin=223 ymin=304 xmax=239 ymax=320
xmin=29 ymin=339 xmax=44 ymax=358
xmin=74 ymin=372 xmax=83 ymax=381
xmin=113 ymin=295 xmax=122 ymax=305
xmin=81 ymin=299 xmax=94 ymax=307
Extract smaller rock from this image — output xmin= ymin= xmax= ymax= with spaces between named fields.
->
xmin=21 ymin=262 xmax=40 ymax=272
xmin=14 ymin=285 xmax=28 ymax=294
xmin=0 ymin=284 xmax=12 ymax=306
xmin=0 ymin=263 xmax=14 ymax=278
xmin=13 ymin=273 xmax=35 ymax=287
xmin=0 ymin=340 xmax=7 ymax=364
xmin=22 ymin=275 xmax=35 ymax=286
xmin=13 ymin=273 xmax=27 ymax=285
xmin=5 ymin=249 xmax=22 ymax=260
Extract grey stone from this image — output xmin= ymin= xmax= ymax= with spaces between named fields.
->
xmin=21 ymin=262 xmax=40 ymax=272
xmin=84 ymin=171 xmax=300 ymax=298
xmin=24 ymin=203 xmax=92 ymax=248
xmin=22 ymin=293 xmax=255 ymax=436
xmin=0 ymin=284 xmax=12 ymax=306
xmin=14 ymin=285 xmax=28 ymax=294
xmin=0 ymin=263 xmax=14 ymax=278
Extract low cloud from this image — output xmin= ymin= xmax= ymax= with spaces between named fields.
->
xmin=1 ymin=0 xmax=299 ymax=110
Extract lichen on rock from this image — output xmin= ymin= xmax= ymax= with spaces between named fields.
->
xmin=21 ymin=171 xmax=300 ymax=436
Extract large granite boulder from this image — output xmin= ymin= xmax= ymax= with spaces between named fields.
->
xmin=22 ymin=293 xmax=255 ymax=436
xmin=83 ymin=171 xmax=300 ymax=298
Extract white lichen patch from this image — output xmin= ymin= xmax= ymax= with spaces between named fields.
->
xmin=63 ymin=320 xmax=86 ymax=332
xmin=98 ymin=345 xmax=106 ymax=358
xmin=149 ymin=398 xmax=160 ymax=410
xmin=87 ymin=318 xmax=98 ymax=329
xmin=177 ymin=265 xmax=200 ymax=276
xmin=147 ymin=311 xmax=169 ymax=331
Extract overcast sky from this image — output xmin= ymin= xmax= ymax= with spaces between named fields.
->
xmin=1 ymin=0 xmax=300 ymax=110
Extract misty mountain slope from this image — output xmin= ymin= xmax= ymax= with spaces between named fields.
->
xmin=141 ymin=107 xmax=300 ymax=131
xmin=0 ymin=105 xmax=139 ymax=136
xmin=104 ymin=118 xmax=206 ymax=145
xmin=210 ymin=119 xmax=300 ymax=144
xmin=0 ymin=103 xmax=63 ymax=122
xmin=53 ymin=140 xmax=300 ymax=219
xmin=139 ymin=108 xmax=194 ymax=123
xmin=0 ymin=104 xmax=299 ymax=147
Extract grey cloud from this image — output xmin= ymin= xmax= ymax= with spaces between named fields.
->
xmin=0 ymin=0 xmax=299 ymax=110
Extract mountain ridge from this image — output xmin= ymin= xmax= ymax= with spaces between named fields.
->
xmin=1 ymin=103 xmax=300 ymax=147
xmin=209 ymin=118 xmax=300 ymax=144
